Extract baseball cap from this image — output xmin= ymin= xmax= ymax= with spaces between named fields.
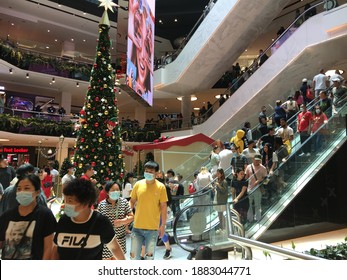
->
xmin=332 ymin=78 xmax=340 ymax=82
xmin=254 ymin=154 xmax=262 ymax=161
xmin=302 ymin=78 xmax=307 ymax=82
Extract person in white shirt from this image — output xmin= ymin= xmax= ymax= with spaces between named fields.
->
xmin=61 ymin=163 xmax=75 ymax=190
xmin=218 ymin=142 xmax=234 ymax=182
xmin=242 ymin=140 xmax=259 ymax=165
xmin=122 ymin=172 xmax=134 ymax=200
xmin=312 ymin=69 xmax=330 ymax=98
xmin=276 ymin=118 xmax=294 ymax=154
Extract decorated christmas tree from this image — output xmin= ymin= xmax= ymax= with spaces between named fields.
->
xmin=73 ymin=1 xmax=123 ymax=186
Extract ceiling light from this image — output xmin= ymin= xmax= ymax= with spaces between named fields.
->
xmin=47 ymin=29 xmax=50 ymax=32
xmin=52 ymin=77 xmax=55 ymax=83
xmin=71 ymin=38 xmax=74 ymax=42
xmin=76 ymin=82 xmax=79 ymax=87
xmin=26 ymin=73 xmax=29 ymax=79
xmin=11 ymin=23 xmax=14 ymax=26
xmin=0 ymin=86 xmax=5 ymax=90
xmin=9 ymin=68 xmax=13 ymax=74
xmin=177 ymin=96 xmax=198 ymax=101
xmin=193 ymin=107 xmax=200 ymax=111
xmin=174 ymin=19 xmax=178 ymax=22
xmin=83 ymin=39 xmax=86 ymax=42
xmin=0 ymin=139 xmax=10 ymax=142
xmin=55 ymin=39 xmax=58 ymax=42
xmin=47 ymin=149 xmax=53 ymax=155
xmin=159 ymin=19 xmax=163 ymax=24
xmin=215 ymin=95 xmax=221 ymax=99
xmin=46 ymin=46 xmax=50 ymax=49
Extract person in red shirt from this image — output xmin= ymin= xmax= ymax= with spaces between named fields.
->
xmin=80 ymin=164 xmax=97 ymax=186
xmin=311 ymin=105 xmax=328 ymax=154
xmin=41 ymin=167 xmax=53 ymax=199
xmin=297 ymin=104 xmax=313 ymax=156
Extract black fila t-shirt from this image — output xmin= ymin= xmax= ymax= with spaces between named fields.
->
xmin=54 ymin=211 xmax=115 ymax=260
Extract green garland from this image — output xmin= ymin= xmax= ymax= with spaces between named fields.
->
xmin=0 ymin=114 xmax=161 ymax=142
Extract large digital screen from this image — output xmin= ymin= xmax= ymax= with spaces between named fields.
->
xmin=126 ymin=0 xmax=155 ymax=106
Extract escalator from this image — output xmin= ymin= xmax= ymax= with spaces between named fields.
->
xmin=168 ymin=103 xmax=347 ymax=258
xmin=153 ymin=0 xmax=291 ymax=94
xmin=191 ymin=2 xmax=347 ymax=139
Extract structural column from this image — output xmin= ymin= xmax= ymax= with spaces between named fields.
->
xmin=181 ymin=95 xmax=192 ymax=128
xmin=60 ymin=91 xmax=72 ymax=116
xmin=134 ymin=105 xmax=147 ymax=127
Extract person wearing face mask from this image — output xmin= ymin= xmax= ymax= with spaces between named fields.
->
xmin=0 ymin=174 xmax=56 ymax=259
xmin=297 ymin=104 xmax=313 ymax=157
xmin=129 ymin=161 xmax=168 ymax=260
xmin=51 ymin=178 xmax=125 ymax=260
xmin=311 ymin=105 xmax=328 ymax=154
xmin=97 ymin=181 xmax=133 ymax=259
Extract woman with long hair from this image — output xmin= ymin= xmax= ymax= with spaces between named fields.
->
xmin=231 ymin=168 xmax=248 ymax=224
xmin=214 ymin=168 xmax=228 ymax=233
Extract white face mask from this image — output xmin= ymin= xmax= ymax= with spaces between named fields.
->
xmin=316 ymin=109 xmax=321 ymax=114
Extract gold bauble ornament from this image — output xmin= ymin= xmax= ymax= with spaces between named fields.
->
xmin=103 ymin=84 xmax=107 ymax=88
xmin=87 ymin=103 xmax=91 ymax=108
xmin=99 ymin=138 xmax=103 ymax=143
xmin=104 ymin=110 xmax=108 ymax=115
xmin=97 ymin=51 xmax=101 ymax=56
xmin=78 ymin=163 xmax=83 ymax=168
xmin=83 ymin=124 xmax=88 ymax=129
xmin=108 ymin=162 xmax=113 ymax=167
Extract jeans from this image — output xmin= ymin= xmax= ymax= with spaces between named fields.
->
xmin=130 ymin=228 xmax=158 ymax=260
xmin=247 ymin=188 xmax=262 ymax=222
xmin=299 ymin=131 xmax=311 ymax=153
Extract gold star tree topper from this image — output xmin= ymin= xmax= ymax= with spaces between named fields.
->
xmin=98 ymin=0 xmax=119 ymax=13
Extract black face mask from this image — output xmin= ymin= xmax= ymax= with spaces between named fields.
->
xmin=156 ymin=177 xmax=165 ymax=184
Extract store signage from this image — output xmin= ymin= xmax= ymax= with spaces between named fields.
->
xmin=1 ymin=147 xmax=30 ymax=153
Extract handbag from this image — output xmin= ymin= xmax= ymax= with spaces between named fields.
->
xmin=188 ymin=182 xmax=196 ymax=194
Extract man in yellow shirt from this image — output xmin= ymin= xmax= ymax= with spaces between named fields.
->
xmin=129 ymin=161 xmax=168 ymax=260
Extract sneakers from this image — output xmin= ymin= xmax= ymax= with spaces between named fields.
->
xmin=298 ymin=152 xmax=305 ymax=157
xmin=163 ymin=248 xmax=172 ymax=259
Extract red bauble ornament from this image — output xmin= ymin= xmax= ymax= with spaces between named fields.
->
xmin=91 ymin=162 xmax=96 ymax=167
xmin=95 ymin=97 xmax=100 ymax=102
xmin=94 ymin=122 xmax=99 ymax=128
xmin=86 ymin=155 xmax=89 ymax=158
xmin=93 ymin=63 xmax=97 ymax=68
xmin=81 ymin=138 xmax=85 ymax=143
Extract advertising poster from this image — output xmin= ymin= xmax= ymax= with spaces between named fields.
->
xmin=126 ymin=0 xmax=155 ymax=106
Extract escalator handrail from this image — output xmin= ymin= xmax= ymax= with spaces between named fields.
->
xmin=198 ymin=0 xmax=327 ymax=125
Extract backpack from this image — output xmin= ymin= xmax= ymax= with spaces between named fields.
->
xmin=306 ymin=88 xmax=314 ymax=100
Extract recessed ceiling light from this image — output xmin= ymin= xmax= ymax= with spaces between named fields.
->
xmin=83 ymin=39 xmax=86 ymax=42
xmin=71 ymin=38 xmax=74 ymax=42
xmin=54 ymin=39 xmax=58 ymax=42
xmin=11 ymin=23 xmax=14 ymax=26
xmin=47 ymin=29 xmax=50 ymax=32
xmin=46 ymin=46 xmax=50 ymax=49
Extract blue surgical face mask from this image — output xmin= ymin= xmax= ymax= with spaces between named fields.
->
xmin=233 ymin=152 xmax=238 ymax=157
xmin=109 ymin=191 xmax=121 ymax=200
xmin=16 ymin=191 xmax=35 ymax=206
xmin=144 ymin=172 xmax=155 ymax=181
xmin=64 ymin=203 xmax=80 ymax=218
